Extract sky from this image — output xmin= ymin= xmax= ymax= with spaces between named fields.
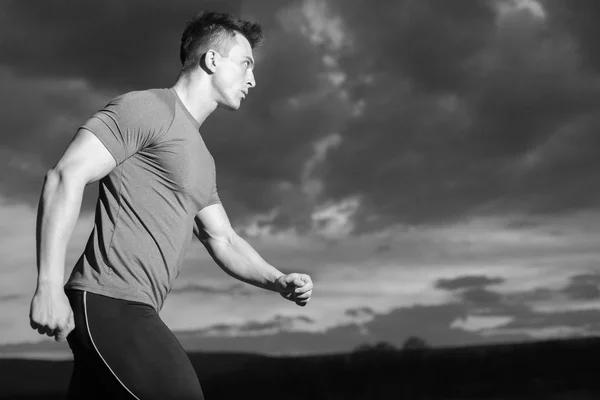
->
xmin=1 ymin=0 xmax=600 ymax=357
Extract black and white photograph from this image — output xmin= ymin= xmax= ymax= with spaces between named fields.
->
xmin=1 ymin=0 xmax=600 ymax=398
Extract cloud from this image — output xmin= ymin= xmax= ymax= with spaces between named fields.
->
xmin=0 ymin=0 xmax=360 ymax=237
xmin=434 ymin=273 xmax=600 ymax=340
xmin=172 ymin=301 xmax=530 ymax=354
xmin=1 ymin=0 xmax=599 ymax=239
xmin=498 ymin=308 xmax=600 ymax=331
xmin=374 ymin=243 xmax=392 ymax=254
xmin=5 ymin=288 xmax=596 ymax=357
xmin=308 ymin=0 xmax=600 ymax=234
xmin=0 ymin=0 xmax=243 ymax=91
xmin=362 ymin=273 xmax=600 ymax=347
xmin=170 ymin=282 xmax=252 ymax=296
xmin=2 ymin=0 xmax=600 ymax=359
xmin=436 ymin=275 xmax=505 ymax=290
xmin=179 ymin=266 xmax=600 ymax=351
xmin=0 ymin=68 xmax=110 ymax=208
xmin=188 ymin=314 xmax=316 ymax=337
xmin=561 ymin=273 xmax=600 ymax=300
xmin=345 ymin=307 xmax=375 ymax=319
xmin=0 ymin=294 xmax=22 ymax=302
xmin=546 ymin=0 xmax=600 ymax=73
xmin=460 ymin=288 xmax=504 ymax=306
xmin=0 ymin=197 xmax=96 ymax=347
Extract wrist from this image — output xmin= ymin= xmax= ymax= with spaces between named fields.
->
xmin=36 ymin=276 xmax=64 ymax=291
xmin=272 ymin=271 xmax=284 ymax=292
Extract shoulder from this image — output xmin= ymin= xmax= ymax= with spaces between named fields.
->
xmin=97 ymin=89 xmax=175 ymax=132
xmin=109 ymin=89 xmax=175 ymax=117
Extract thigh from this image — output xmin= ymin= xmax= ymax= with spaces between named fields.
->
xmin=70 ymin=290 xmax=204 ymax=400
xmin=66 ymin=290 xmax=133 ymax=399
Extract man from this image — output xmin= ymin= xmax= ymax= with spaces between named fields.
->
xmin=29 ymin=11 xmax=313 ymax=399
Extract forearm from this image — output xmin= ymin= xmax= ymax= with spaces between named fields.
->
xmin=206 ymin=233 xmax=283 ymax=292
xmin=36 ymin=170 xmax=84 ymax=288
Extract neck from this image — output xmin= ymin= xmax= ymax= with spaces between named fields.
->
xmin=171 ymin=72 xmax=218 ymax=127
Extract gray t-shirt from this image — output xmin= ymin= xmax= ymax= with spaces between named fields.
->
xmin=65 ymin=88 xmax=220 ymax=311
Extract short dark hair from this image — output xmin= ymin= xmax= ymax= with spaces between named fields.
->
xmin=179 ymin=11 xmax=264 ymax=74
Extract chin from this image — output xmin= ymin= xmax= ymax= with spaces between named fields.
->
xmin=217 ymin=99 xmax=241 ymax=111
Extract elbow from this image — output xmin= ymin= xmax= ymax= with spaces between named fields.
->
xmin=43 ymin=168 xmax=62 ymax=189
xmin=212 ymin=231 xmax=236 ymax=248
xmin=43 ymin=167 xmax=84 ymax=195
xmin=45 ymin=166 xmax=70 ymax=184
xmin=206 ymin=230 xmax=237 ymax=254
xmin=224 ymin=229 xmax=239 ymax=248
xmin=45 ymin=168 xmax=58 ymax=180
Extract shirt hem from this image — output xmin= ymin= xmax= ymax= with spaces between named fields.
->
xmin=64 ymin=282 xmax=158 ymax=312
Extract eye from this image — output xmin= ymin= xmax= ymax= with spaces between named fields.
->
xmin=243 ymin=60 xmax=250 ymax=68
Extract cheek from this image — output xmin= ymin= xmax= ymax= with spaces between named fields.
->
xmin=218 ymin=69 xmax=243 ymax=90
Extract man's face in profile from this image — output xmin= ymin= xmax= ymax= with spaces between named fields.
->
xmin=212 ymin=33 xmax=256 ymax=111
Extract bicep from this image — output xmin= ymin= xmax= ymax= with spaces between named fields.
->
xmin=52 ymin=128 xmax=117 ymax=185
xmin=194 ymin=203 xmax=235 ymax=244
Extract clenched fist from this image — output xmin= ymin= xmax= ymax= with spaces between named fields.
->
xmin=29 ymin=283 xmax=75 ymax=342
xmin=275 ymin=273 xmax=313 ymax=307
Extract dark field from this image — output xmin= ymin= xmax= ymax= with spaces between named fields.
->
xmin=1 ymin=337 xmax=600 ymax=399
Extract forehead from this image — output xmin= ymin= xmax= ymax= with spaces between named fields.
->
xmin=226 ymin=33 xmax=253 ymax=59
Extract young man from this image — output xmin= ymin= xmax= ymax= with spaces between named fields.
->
xmin=29 ymin=11 xmax=313 ymax=399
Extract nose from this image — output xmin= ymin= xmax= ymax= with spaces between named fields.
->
xmin=246 ymin=69 xmax=256 ymax=88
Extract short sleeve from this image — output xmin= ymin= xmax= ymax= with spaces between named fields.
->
xmin=204 ymin=184 xmax=221 ymax=209
xmin=81 ymin=90 xmax=173 ymax=166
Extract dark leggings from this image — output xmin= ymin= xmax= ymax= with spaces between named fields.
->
xmin=65 ymin=290 xmax=204 ymax=399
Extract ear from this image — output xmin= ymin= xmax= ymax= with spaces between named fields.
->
xmin=202 ymin=49 xmax=220 ymax=73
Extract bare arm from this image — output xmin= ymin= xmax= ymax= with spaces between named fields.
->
xmin=194 ymin=204 xmax=314 ymax=306
xmin=36 ymin=128 xmax=116 ymax=287
xmin=193 ymin=204 xmax=283 ymax=291
xmin=30 ymin=128 xmax=116 ymax=342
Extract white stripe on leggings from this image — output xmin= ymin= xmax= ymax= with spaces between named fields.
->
xmin=83 ymin=291 xmax=140 ymax=399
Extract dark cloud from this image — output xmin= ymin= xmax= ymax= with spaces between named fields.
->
xmin=0 ymin=69 xmax=107 ymax=208
xmin=192 ymin=314 xmax=315 ymax=336
xmin=0 ymin=0 xmax=348 ymax=233
xmin=238 ymin=315 xmax=315 ymax=332
xmin=0 ymin=0 xmax=244 ymax=210
xmin=333 ymin=0 xmax=495 ymax=94
xmin=569 ymin=273 xmax=600 ymax=285
xmin=436 ymin=275 xmax=505 ymax=291
xmin=316 ymin=0 xmax=600 ymax=233
xmin=5 ymin=275 xmax=599 ymax=355
xmin=345 ymin=307 xmax=375 ymax=318
xmin=509 ymin=288 xmax=557 ymax=304
xmin=0 ymin=0 xmax=242 ymax=91
xmin=170 ymin=282 xmax=251 ymax=296
xmin=172 ymin=304 xmax=492 ymax=354
xmin=182 ymin=272 xmax=600 ymax=352
xmin=2 ymin=0 xmax=600 ymax=237
xmin=172 ymin=302 xmax=529 ymax=354
xmin=374 ymin=244 xmax=392 ymax=254
xmin=544 ymin=0 xmax=600 ymax=73
xmin=176 ymin=324 xmax=367 ymax=354
xmin=499 ymin=308 xmax=600 ymax=332
xmin=460 ymin=288 xmax=504 ymax=306
xmin=562 ymin=273 xmax=600 ymax=300
xmin=364 ymin=303 xmax=487 ymax=347
xmin=0 ymin=294 xmax=21 ymax=302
